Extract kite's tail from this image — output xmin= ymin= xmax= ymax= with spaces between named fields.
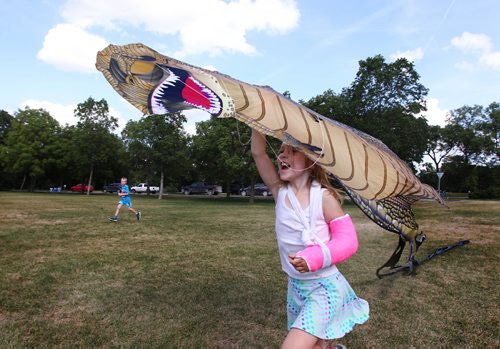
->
xmin=376 ymin=236 xmax=470 ymax=278
xmin=415 ymin=239 xmax=470 ymax=266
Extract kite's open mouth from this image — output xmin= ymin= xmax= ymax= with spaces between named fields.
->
xmin=150 ymin=66 xmax=222 ymax=116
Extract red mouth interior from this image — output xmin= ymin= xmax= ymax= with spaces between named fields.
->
xmin=182 ymin=77 xmax=211 ymax=110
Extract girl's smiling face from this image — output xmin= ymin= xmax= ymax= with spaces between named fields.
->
xmin=278 ymin=144 xmax=309 ymax=181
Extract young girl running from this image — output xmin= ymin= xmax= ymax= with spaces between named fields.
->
xmin=251 ymin=130 xmax=369 ymax=349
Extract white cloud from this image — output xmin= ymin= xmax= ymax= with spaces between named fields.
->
xmin=37 ymin=23 xmax=108 ymax=73
xmin=451 ymin=32 xmax=491 ymax=53
xmin=479 ymin=51 xmax=500 ymax=70
xmin=451 ymin=32 xmax=500 ymax=71
xmin=390 ymin=47 xmax=424 ymax=62
xmin=202 ymin=65 xmax=218 ymax=71
xmin=19 ymin=99 xmax=127 ymax=132
xmin=20 ymin=99 xmax=78 ymax=126
xmin=182 ymin=109 xmax=211 ymax=135
xmin=39 ymin=0 xmax=299 ymax=72
xmin=419 ymin=98 xmax=449 ymax=127
xmin=108 ymin=106 xmax=127 ymax=131
xmin=454 ymin=60 xmax=476 ymax=72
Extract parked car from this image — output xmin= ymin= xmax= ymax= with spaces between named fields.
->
xmin=239 ymin=183 xmax=271 ymax=197
xmin=130 ymin=183 xmax=160 ymax=194
xmin=181 ymin=182 xmax=220 ymax=195
xmin=71 ymin=184 xmax=94 ymax=192
xmin=103 ymin=183 xmax=122 ymax=193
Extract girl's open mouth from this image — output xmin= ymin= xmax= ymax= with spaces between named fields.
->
xmin=279 ymin=162 xmax=291 ymax=171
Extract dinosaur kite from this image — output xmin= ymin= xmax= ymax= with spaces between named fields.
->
xmin=96 ymin=43 xmax=468 ymax=277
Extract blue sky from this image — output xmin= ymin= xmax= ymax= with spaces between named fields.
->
xmin=1 ymin=0 xmax=499 ymax=134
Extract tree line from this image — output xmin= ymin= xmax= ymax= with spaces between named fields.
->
xmin=1 ymin=55 xmax=498 ymax=198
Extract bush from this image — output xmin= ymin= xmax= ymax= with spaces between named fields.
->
xmin=469 ymin=186 xmax=500 ymax=199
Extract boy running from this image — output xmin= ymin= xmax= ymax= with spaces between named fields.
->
xmin=109 ymin=177 xmax=141 ymax=222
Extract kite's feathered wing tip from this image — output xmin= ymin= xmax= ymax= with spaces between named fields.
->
xmin=421 ymin=183 xmax=447 ymax=207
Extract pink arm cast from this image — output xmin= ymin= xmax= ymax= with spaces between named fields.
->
xmin=295 ymin=214 xmax=358 ymax=272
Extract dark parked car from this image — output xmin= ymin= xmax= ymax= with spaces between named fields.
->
xmin=103 ymin=183 xmax=121 ymax=193
xmin=239 ymin=183 xmax=272 ymax=197
xmin=181 ymin=182 xmax=220 ymax=195
xmin=71 ymin=184 xmax=94 ymax=192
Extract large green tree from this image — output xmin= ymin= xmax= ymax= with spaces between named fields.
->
xmin=484 ymin=102 xmax=499 ymax=164
xmin=52 ymin=125 xmax=80 ymax=189
xmin=445 ymin=104 xmax=497 ymax=165
xmin=191 ymin=118 xmax=256 ymax=198
xmin=344 ymin=55 xmax=428 ymax=115
xmin=299 ymin=89 xmax=347 ymax=123
xmin=485 ymin=102 xmax=500 ymax=161
xmin=0 ymin=110 xmax=13 ymax=144
xmin=0 ymin=107 xmax=60 ymax=190
xmin=122 ymin=113 xmax=189 ymax=199
xmin=71 ymin=97 xmax=121 ymax=195
xmin=433 ymin=102 xmax=500 ymax=195
xmin=0 ymin=110 xmax=14 ymax=188
xmin=424 ymin=125 xmax=455 ymax=172
xmin=302 ymin=55 xmax=431 ymax=165
xmin=419 ymin=102 xmax=499 ymax=195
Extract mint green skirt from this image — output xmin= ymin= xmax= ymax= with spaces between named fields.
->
xmin=287 ymin=271 xmax=369 ymax=339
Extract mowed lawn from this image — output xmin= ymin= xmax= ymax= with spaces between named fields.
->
xmin=0 ymin=192 xmax=498 ymax=347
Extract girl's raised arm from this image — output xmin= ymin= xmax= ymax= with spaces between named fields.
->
xmin=251 ymin=129 xmax=280 ymax=198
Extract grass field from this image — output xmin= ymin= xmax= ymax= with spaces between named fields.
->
xmin=0 ymin=192 xmax=498 ymax=347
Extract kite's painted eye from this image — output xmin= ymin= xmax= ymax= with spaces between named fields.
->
xmin=125 ymin=76 xmax=136 ymax=85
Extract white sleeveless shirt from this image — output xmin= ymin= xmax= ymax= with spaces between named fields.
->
xmin=275 ymin=181 xmax=339 ymax=280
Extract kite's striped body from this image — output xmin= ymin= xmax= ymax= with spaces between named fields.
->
xmin=96 ymin=43 xmax=458 ymax=276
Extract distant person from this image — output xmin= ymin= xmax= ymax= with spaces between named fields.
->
xmin=109 ymin=177 xmax=141 ymax=222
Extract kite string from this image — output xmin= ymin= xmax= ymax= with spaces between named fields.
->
xmin=219 ymin=74 xmax=326 ymax=173
xmin=233 ymin=111 xmax=325 ymax=173
xmin=221 ymin=73 xmax=326 ymax=172
xmin=235 ymin=118 xmax=251 ymax=146
xmin=282 ymin=116 xmax=325 ymax=173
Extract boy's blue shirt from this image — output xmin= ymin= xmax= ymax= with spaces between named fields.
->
xmin=121 ymin=184 xmax=130 ymax=198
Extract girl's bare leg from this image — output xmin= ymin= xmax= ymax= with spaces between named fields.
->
xmin=282 ymin=328 xmax=320 ymax=349
xmin=315 ymin=339 xmax=328 ymax=349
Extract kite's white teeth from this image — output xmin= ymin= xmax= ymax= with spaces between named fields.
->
xmin=188 ymin=76 xmax=221 ymax=114
xmin=150 ymin=71 xmax=222 ymax=115
xmin=153 ymin=71 xmax=180 ymax=94
xmin=151 ymin=102 xmax=168 ymax=114
xmin=164 ymin=72 xmax=180 ymax=84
